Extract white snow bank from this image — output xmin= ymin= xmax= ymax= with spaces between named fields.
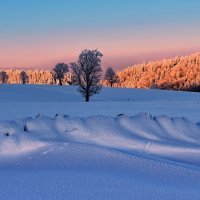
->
xmin=0 ymin=118 xmax=47 ymax=155
xmin=0 ymin=113 xmax=199 ymax=165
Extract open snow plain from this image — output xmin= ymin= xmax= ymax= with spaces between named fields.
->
xmin=0 ymin=85 xmax=200 ymax=200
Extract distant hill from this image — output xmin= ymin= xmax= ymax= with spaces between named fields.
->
xmin=117 ymin=53 xmax=200 ymax=91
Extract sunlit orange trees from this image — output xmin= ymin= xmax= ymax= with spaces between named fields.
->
xmin=117 ymin=53 xmax=200 ymax=91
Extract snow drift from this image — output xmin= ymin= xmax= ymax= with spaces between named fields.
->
xmin=0 ymin=113 xmax=199 ymax=166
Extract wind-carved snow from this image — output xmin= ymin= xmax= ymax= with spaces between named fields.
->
xmin=0 ymin=113 xmax=199 ymax=166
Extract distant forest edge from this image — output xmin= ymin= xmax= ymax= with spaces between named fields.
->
xmin=117 ymin=52 xmax=200 ymax=92
xmin=0 ymin=52 xmax=200 ymax=92
xmin=0 ymin=69 xmax=71 ymax=85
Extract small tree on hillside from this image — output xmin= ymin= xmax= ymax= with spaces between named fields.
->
xmin=104 ymin=67 xmax=119 ymax=87
xmin=70 ymin=49 xmax=103 ymax=102
xmin=53 ymin=63 xmax=68 ymax=85
xmin=20 ymin=71 xmax=29 ymax=84
xmin=0 ymin=71 xmax=8 ymax=84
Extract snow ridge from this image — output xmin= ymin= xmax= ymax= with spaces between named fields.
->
xmin=0 ymin=113 xmax=200 ymax=166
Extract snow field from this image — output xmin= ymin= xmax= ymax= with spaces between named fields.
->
xmin=0 ymin=85 xmax=200 ymax=199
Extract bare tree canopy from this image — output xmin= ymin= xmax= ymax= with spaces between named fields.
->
xmin=53 ymin=63 xmax=69 ymax=85
xmin=104 ymin=67 xmax=119 ymax=87
xmin=71 ymin=49 xmax=103 ymax=102
xmin=20 ymin=71 xmax=29 ymax=84
xmin=0 ymin=71 xmax=8 ymax=84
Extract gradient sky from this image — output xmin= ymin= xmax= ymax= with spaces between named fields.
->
xmin=0 ymin=0 xmax=200 ymax=70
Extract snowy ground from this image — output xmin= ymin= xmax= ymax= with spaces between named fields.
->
xmin=0 ymin=84 xmax=199 ymax=122
xmin=0 ymin=85 xmax=200 ymax=200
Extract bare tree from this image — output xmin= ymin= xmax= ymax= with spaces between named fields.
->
xmin=104 ymin=67 xmax=119 ymax=87
xmin=53 ymin=63 xmax=68 ymax=85
xmin=0 ymin=71 xmax=8 ymax=84
xmin=20 ymin=71 xmax=29 ymax=84
xmin=70 ymin=49 xmax=103 ymax=102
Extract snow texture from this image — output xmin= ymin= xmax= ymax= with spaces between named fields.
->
xmin=0 ymin=85 xmax=200 ymax=199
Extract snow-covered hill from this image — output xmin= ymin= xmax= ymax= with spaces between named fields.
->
xmin=0 ymin=85 xmax=199 ymax=199
xmin=117 ymin=52 xmax=200 ymax=91
xmin=0 ymin=84 xmax=199 ymax=122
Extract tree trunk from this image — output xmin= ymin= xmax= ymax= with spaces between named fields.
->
xmin=110 ymin=82 xmax=113 ymax=87
xmin=85 ymin=95 xmax=89 ymax=102
xmin=59 ymin=79 xmax=62 ymax=85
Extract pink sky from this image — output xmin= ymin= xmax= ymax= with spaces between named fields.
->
xmin=1 ymin=35 xmax=199 ymax=70
xmin=0 ymin=0 xmax=200 ymax=70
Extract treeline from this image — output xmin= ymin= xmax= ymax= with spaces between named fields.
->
xmin=117 ymin=53 xmax=200 ymax=91
xmin=0 ymin=69 xmax=71 ymax=85
xmin=1 ymin=52 xmax=200 ymax=92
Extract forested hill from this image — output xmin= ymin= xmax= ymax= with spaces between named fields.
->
xmin=117 ymin=53 xmax=200 ymax=91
